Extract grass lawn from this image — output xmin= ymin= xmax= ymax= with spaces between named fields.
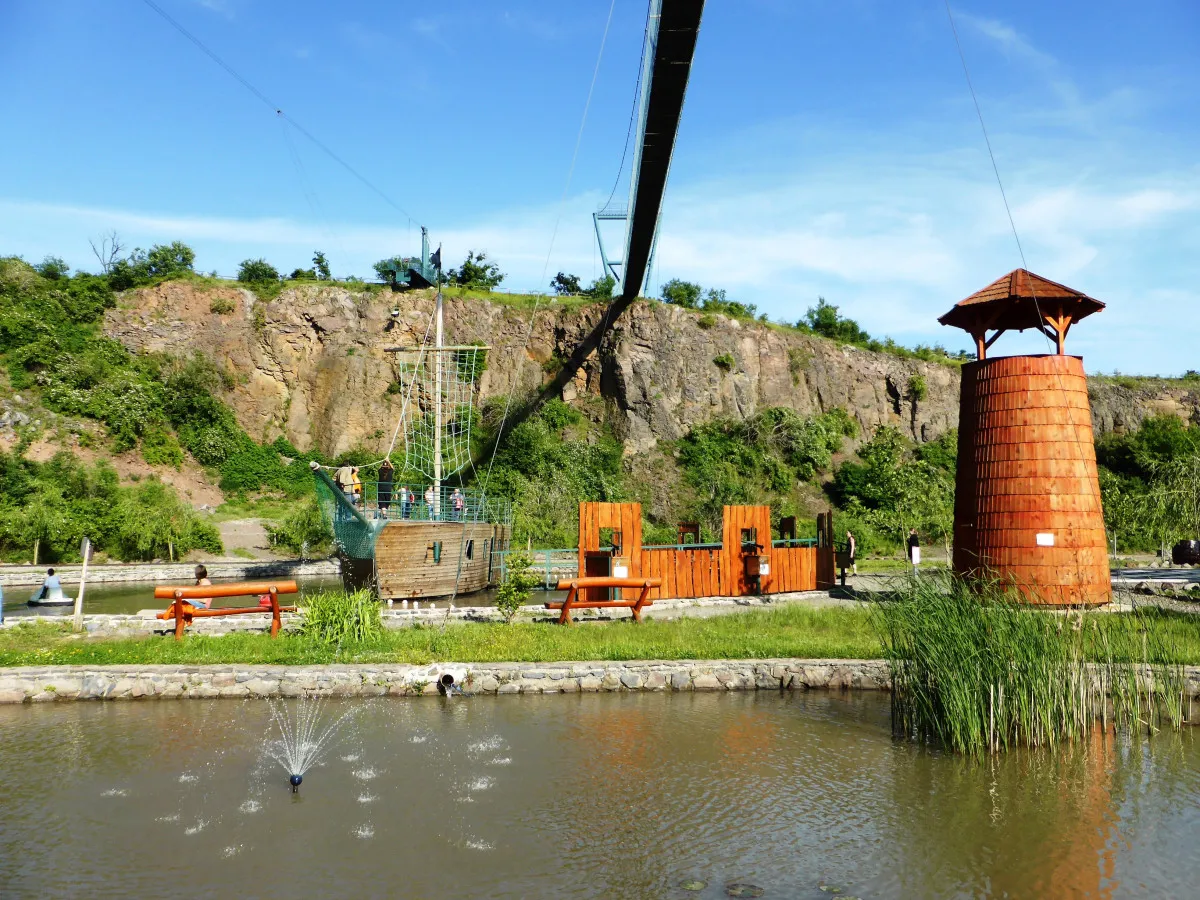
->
xmin=5 ymin=603 xmax=1200 ymax=669
xmin=0 ymin=605 xmax=882 ymax=668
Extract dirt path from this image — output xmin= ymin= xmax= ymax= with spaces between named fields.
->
xmin=213 ymin=518 xmax=284 ymax=561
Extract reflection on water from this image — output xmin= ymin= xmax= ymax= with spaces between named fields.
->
xmin=0 ymin=693 xmax=1197 ymax=898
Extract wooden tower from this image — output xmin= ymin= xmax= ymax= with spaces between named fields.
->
xmin=939 ymin=269 xmax=1111 ymax=606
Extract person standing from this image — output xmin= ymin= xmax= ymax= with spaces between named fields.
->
xmin=378 ymin=460 xmax=394 ymax=518
xmin=424 ymin=485 xmax=436 ymax=519
xmin=451 ymin=487 xmax=465 ymax=521
xmin=845 ymin=530 xmax=857 ymax=576
xmin=334 ymin=463 xmax=353 ymax=499
xmin=401 ymin=485 xmax=413 ymax=519
xmin=350 ymin=467 xmax=363 ymax=507
xmin=907 ymin=528 xmax=921 ymax=569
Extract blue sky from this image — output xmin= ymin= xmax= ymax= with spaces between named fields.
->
xmin=2 ymin=1 xmax=1198 ymax=374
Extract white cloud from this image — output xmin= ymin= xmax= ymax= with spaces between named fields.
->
xmin=3 ymin=144 xmax=1198 ymax=375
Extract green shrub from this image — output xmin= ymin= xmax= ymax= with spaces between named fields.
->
xmin=141 ymin=426 xmax=184 ymax=469
xmin=209 ymin=297 xmax=235 ymax=315
xmin=267 ymin=496 xmax=333 ymax=557
xmin=787 ymin=346 xmax=811 ymax=385
xmin=495 ymin=551 xmax=541 ymax=623
xmin=301 ymin=589 xmax=382 ymax=644
xmin=713 ymin=353 xmax=735 ymax=372
xmin=907 ymin=374 xmax=927 ymax=402
xmin=237 ymin=258 xmax=280 ymax=283
xmin=697 ymin=313 xmax=717 ymax=330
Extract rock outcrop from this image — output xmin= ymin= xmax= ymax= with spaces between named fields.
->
xmin=104 ymin=282 xmax=1197 ymax=458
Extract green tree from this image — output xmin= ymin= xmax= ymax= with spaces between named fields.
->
xmin=289 ymin=267 xmax=317 ymax=280
xmin=662 ymin=278 xmax=702 ymax=308
xmin=237 ymin=258 xmax=280 ymax=283
xmin=550 ymin=272 xmax=582 ymax=295
xmin=144 ymin=241 xmax=196 ymax=278
xmin=798 ymin=297 xmax=872 ymax=345
xmin=312 ymin=251 xmax=331 ymax=280
xmin=584 ymin=274 xmax=616 ymax=299
xmin=35 ymin=256 xmax=69 ymax=280
xmin=447 ymin=251 xmax=505 ymax=290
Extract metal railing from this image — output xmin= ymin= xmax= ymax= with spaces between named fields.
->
xmin=491 ymin=548 xmax=578 ymax=590
xmin=336 ymin=482 xmax=512 ymax=525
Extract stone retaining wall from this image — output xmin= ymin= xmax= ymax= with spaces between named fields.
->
xmin=0 ymin=659 xmax=891 ymax=703
xmin=0 ymin=559 xmax=339 ymax=588
xmin=3 ymin=592 xmax=830 ymax=636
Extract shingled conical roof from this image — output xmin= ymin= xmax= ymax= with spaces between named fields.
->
xmin=938 ymin=269 xmax=1104 ymax=333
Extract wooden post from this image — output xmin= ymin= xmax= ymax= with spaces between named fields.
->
xmin=558 ymin=583 xmax=578 ymax=626
xmin=173 ymin=589 xmax=186 ymax=641
xmin=631 ymin=581 xmax=652 ymax=623
xmin=269 ymin=586 xmax=281 ymax=638
xmin=72 ymin=536 xmax=91 ymax=633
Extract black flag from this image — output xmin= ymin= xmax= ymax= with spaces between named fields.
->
xmin=430 ymin=247 xmax=442 ymax=270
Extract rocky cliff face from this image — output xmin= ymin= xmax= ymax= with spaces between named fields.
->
xmin=104 ymin=283 xmax=1197 ymax=458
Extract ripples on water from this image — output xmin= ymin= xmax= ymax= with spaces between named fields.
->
xmin=0 ymin=694 xmax=1197 ymax=898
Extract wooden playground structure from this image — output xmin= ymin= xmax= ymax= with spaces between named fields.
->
xmin=568 ymin=502 xmax=836 ymax=605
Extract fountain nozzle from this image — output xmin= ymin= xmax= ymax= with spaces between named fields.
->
xmin=290 ymin=774 xmax=303 ymax=793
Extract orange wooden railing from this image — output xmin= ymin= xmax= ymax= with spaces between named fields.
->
xmin=155 ymin=580 xmax=299 ymax=640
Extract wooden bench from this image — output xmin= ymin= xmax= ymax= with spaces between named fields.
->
xmin=155 ymin=580 xmax=299 ymax=640
xmin=546 ymin=577 xmax=662 ymax=625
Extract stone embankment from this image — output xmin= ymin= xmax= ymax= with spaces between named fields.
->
xmin=0 ymin=659 xmax=891 ymax=703
xmin=6 ymin=591 xmax=836 ymax=636
xmin=0 ymin=558 xmax=338 ymax=588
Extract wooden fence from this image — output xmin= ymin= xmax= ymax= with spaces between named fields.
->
xmin=578 ymin=502 xmax=825 ymax=601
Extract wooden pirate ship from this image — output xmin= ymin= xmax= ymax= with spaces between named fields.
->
xmin=312 ymin=283 xmax=511 ymax=601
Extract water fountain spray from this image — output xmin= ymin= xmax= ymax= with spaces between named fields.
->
xmin=267 ymin=698 xmax=358 ymax=793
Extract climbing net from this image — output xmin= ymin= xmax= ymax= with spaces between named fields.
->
xmin=390 ymin=345 xmax=486 ymax=482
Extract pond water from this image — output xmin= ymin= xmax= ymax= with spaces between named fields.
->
xmin=0 ymin=577 xmax=551 ymax=618
xmin=0 ymin=692 xmax=1196 ymax=898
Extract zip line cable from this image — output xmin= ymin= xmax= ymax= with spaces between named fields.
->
xmin=603 ymin=15 xmax=650 ymax=211
xmin=140 ymin=0 xmax=418 ymax=227
xmin=944 ymin=0 xmax=1102 ymax=599
xmin=481 ymin=0 xmax=619 ymax=494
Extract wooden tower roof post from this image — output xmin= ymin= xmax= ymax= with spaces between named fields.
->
xmin=937 ymin=268 xmax=1104 ymax=359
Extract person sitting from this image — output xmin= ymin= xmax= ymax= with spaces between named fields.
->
xmin=32 ymin=568 xmax=65 ymax=603
xmin=191 ymin=564 xmax=215 ymax=610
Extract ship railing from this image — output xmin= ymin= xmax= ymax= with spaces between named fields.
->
xmin=346 ymin=482 xmax=512 ymax=525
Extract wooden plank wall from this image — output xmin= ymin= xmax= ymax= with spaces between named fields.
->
xmin=721 ymin=506 xmax=773 ymax=596
xmin=575 ymin=502 xmax=817 ymax=600
xmin=640 ymin=548 xmax=725 ymax=600
xmin=769 ymin=546 xmax=816 ymax=593
xmin=375 ymin=521 xmax=497 ymax=599
xmin=578 ymin=502 xmax=643 ymax=601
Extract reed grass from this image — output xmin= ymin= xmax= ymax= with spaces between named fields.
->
xmin=873 ymin=575 xmax=1186 ymax=755
xmin=300 ymin=590 xmax=383 ymax=645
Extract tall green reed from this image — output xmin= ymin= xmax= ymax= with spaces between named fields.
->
xmin=300 ymin=589 xmax=383 ymax=645
xmin=872 ymin=574 xmax=1184 ymax=755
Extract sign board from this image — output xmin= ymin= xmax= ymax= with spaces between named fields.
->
xmin=613 ymin=565 xmax=629 ymax=579
xmin=1036 ymin=533 xmax=1055 ymax=547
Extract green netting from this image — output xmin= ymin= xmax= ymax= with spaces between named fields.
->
xmin=312 ymin=465 xmax=386 ymax=559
